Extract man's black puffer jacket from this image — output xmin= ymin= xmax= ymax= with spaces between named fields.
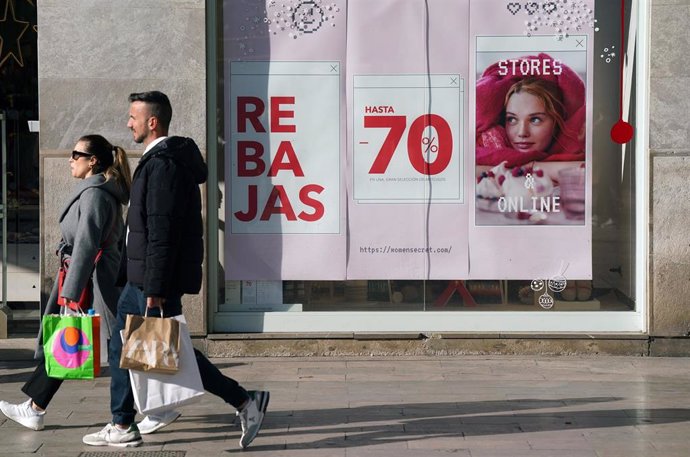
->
xmin=126 ymin=136 xmax=207 ymax=297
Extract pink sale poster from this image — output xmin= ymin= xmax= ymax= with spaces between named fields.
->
xmin=224 ymin=0 xmax=348 ymax=280
xmin=345 ymin=0 xmax=471 ymax=280
xmin=222 ymin=0 xmax=596 ymax=282
xmin=468 ymin=0 xmax=594 ymax=279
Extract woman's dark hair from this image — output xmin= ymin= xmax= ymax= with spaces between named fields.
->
xmin=79 ymin=134 xmax=131 ymax=198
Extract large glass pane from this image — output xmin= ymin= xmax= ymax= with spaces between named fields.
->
xmin=211 ymin=0 xmax=641 ymax=328
xmin=0 ymin=0 xmax=40 ymax=334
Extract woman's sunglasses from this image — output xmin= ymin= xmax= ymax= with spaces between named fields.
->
xmin=71 ymin=150 xmax=94 ymax=160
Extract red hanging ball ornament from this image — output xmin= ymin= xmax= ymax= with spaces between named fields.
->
xmin=610 ymin=119 xmax=634 ymax=144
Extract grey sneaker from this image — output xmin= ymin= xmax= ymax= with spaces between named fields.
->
xmin=0 ymin=399 xmax=44 ymax=431
xmin=237 ymin=390 xmax=270 ymax=448
xmin=82 ymin=423 xmax=143 ymax=447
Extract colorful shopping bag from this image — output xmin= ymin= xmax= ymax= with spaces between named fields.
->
xmin=43 ymin=311 xmax=101 ymax=379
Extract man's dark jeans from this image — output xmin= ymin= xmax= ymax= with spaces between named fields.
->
xmin=110 ymin=282 xmax=249 ymax=426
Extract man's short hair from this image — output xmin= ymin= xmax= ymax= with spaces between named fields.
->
xmin=128 ymin=91 xmax=172 ymax=130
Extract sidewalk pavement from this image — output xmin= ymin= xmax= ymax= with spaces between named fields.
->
xmin=2 ymin=338 xmax=690 ymax=457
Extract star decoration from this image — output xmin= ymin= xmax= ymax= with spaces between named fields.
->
xmin=0 ymin=0 xmax=30 ymax=68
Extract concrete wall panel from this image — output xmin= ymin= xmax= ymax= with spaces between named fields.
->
xmin=38 ymin=0 xmax=208 ymax=333
xmin=649 ymin=1 xmax=690 ymax=338
xmin=650 ymin=156 xmax=690 ymax=335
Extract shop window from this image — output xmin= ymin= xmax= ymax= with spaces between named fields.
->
xmin=210 ymin=0 xmax=643 ymax=330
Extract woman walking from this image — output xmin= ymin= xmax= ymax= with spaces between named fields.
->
xmin=0 ymin=134 xmax=130 ymax=430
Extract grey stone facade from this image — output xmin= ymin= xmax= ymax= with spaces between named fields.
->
xmin=649 ymin=0 xmax=690 ymax=337
xmin=38 ymin=0 xmax=207 ymax=333
xmin=35 ymin=1 xmax=690 ymax=352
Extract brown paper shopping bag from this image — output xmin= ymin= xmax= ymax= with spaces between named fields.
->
xmin=122 ymin=315 xmax=204 ymax=415
xmin=119 ymin=311 xmax=181 ymax=374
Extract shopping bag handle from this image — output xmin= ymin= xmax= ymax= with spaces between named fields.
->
xmin=144 ymin=306 xmax=165 ymax=318
xmin=59 ymin=303 xmax=87 ymax=316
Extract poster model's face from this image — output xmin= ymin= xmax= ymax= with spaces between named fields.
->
xmin=504 ymin=91 xmax=556 ymax=154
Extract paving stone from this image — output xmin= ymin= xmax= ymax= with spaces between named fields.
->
xmin=2 ymin=355 xmax=690 ymax=455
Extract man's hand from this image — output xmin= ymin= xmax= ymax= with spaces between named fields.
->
xmin=146 ymin=296 xmax=166 ymax=308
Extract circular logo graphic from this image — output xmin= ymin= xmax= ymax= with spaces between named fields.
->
xmin=52 ymin=326 xmax=92 ymax=369
xmin=530 ymin=279 xmax=544 ymax=291
xmin=538 ymin=293 xmax=554 ymax=310
xmin=548 ymin=275 xmax=567 ymax=293
xmin=292 ymin=0 xmax=324 ymax=33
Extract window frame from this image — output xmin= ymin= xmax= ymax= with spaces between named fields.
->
xmin=206 ymin=0 xmax=650 ymax=334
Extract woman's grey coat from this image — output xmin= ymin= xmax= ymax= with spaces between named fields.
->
xmin=37 ymin=173 xmax=127 ymax=356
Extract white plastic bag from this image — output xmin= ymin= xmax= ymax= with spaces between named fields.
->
xmin=122 ymin=316 xmax=204 ymax=415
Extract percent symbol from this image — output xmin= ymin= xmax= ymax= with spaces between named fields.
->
xmin=422 ymin=136 xmax=438 ymax=153
xmin=364 ymin=113 xmax=452 ymax=175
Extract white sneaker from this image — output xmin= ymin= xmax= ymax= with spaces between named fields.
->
xmin=137 ymin=410 xmax=181 ymax=434
xmin=82 ymin=423 xmax=143 ymax=447
xmin=0 ymin=399 xmax=44 ymax=431
xmin=237 ymin=390 xmax=270 ymax=449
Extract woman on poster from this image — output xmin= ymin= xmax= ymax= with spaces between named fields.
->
xmin=476 ymin=52 xmax=586 ymax=175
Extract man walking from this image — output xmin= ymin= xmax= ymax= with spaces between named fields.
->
xmin=83 ymin=91 xmax=269 ymax=448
